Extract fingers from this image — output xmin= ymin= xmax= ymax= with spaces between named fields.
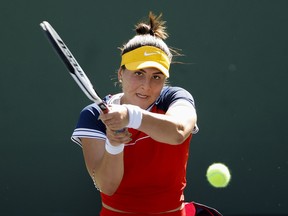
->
xmin=101 ymin=117 xmax=124 ymax=131
xmin=106 ymin=128 xmax=132 ymax=145
xmin=99 ymin=105 xmax=129 ymax=130
xmin=99 ymin=105 xmax=131 ymax=145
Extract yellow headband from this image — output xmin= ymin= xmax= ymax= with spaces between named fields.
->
xmin=120 ymin=46 xmax=170 ymax=77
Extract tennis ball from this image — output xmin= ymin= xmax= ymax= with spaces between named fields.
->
xmin=206 ymin=163 xmax=231 ymax=188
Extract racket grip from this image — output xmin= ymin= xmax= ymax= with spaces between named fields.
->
xmin=98 ymin=101 xmax=109 ymax=113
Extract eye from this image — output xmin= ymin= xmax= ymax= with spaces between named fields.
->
xmin=134 ymin=71 xmax=143 ymax=76
xmin=153 ymin=75 xmax=161 ymax=80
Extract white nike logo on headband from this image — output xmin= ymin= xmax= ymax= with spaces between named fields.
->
xmin=144 ymin=51 xmax=160 ymax=56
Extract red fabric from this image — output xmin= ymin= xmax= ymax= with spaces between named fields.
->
xmin=101 ymin=106 xmax=192 ymax=213
xmin=184 ymin=202 xmax=196 ymax=216
xmin=100 ymin=202 xmax=196 ymax=216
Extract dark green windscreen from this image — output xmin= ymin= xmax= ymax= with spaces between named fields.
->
xmin=1 ymin=1 xmax=287 ymax=215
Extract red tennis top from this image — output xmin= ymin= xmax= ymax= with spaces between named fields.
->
xmin=101 ymin=106 xmax=192 ymax=213
xmin=71 ymin=86 xmax=198 ymax=215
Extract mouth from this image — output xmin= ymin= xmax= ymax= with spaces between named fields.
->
xmin=136 ymin=93 xmax=149 ymax=99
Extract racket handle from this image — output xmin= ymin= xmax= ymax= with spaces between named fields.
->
xmin=98 ymin=101 xmax=109 ymax=114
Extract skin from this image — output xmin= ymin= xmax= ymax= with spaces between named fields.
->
xmin=119 ymin=68 xmax=166 ymax=110
xmin=81 ymin=67 xmax=197 ymax=200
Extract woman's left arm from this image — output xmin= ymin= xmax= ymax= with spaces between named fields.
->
xmin=139 ymin=99 xmax=197 ymax=145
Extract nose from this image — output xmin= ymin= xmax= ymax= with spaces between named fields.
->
xmin=141 ymin=77 xmax=151 ymax=90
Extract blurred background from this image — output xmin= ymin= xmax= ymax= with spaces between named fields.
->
xmin=1 ymin=0 xmax=287 ymax=215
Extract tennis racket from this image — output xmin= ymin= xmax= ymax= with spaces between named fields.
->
xmin=40 ymin=21 xmax=109 ymax=113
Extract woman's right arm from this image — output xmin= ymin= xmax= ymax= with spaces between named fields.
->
xmin=81 ymin=137 xmax=124 ymax=196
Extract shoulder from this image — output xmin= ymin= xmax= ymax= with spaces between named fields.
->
xmin=80 ymin=103 xmax=102 ymax=118
xmin=74 ymin=103 xmax=106 ymax=134
xmin=72 ymin=103 xmax=106 ymax=146
xmin=75 ymin=104 xmax=102 ymax=129
xmin=155 ymin=86 xmax=196 ymax=112
xmin=163 ymin=86 xmax=194 ymax=98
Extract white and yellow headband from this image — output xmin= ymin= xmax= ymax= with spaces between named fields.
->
xmin=120 ymin=46 xmax=170 ymax=77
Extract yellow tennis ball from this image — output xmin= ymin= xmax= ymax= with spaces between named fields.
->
xmin=206 ymin=163 xmax=231 ymax=188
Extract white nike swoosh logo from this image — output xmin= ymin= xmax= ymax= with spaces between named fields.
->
xmin=144 ymin=51 xmax=160 ymax=56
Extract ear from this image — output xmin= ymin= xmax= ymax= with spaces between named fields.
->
xmin=118 ymin=68 xmax=123 ymax=82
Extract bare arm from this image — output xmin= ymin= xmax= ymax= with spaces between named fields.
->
xmin=81 ymin=136 xmax=125 ymax=196
xmin=139 ymin=100 xmax=197 ymax=144
xmin=101 ymin=100 xmax=197 ymax=145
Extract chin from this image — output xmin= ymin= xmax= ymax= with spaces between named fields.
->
xmin=132 ymin=101 xmax=150 ymax=109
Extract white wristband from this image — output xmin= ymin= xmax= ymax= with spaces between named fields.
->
xmin=123 ymin=104 xmax=143 ymax=129
xmin=105 ymin=139 xmax=124 ymax=155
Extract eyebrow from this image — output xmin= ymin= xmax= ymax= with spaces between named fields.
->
xmin=139 ymin=69 xmax=164 ymax=75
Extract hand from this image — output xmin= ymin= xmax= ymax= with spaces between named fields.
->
xmin=99 ymin=105 xmax=129 ymax=132
xmin=106 ymin=127 xmax=131 ymax=145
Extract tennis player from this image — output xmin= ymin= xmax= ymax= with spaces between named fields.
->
xmin=72 ymin=12 xmax=222 ymax=216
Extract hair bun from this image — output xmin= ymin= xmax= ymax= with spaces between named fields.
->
xmin=136 ymin=24 xmax=151 ymax=35
xmin=134 ymin=12 xmax=168 ymax=40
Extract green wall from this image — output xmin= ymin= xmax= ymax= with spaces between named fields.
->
xmin=1 ymin=1 xmax=287 ymax=215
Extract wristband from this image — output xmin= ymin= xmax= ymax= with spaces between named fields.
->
xmin=123 ymin=104 xmax=143 ymax=129
xmin=105 ymin=139 xmax=124 ymax=155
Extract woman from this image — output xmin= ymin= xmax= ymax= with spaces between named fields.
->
xmin=72 ymin=12 xmax=221 ymax=216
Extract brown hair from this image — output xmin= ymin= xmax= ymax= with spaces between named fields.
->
xmin=120 ymin=12 xmax=175 ymax=61
xmin=116 ymin=12 xmax=179 ymax=87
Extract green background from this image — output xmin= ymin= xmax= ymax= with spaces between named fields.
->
xmin=1 ymin=1 xmax=287 ymax=215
